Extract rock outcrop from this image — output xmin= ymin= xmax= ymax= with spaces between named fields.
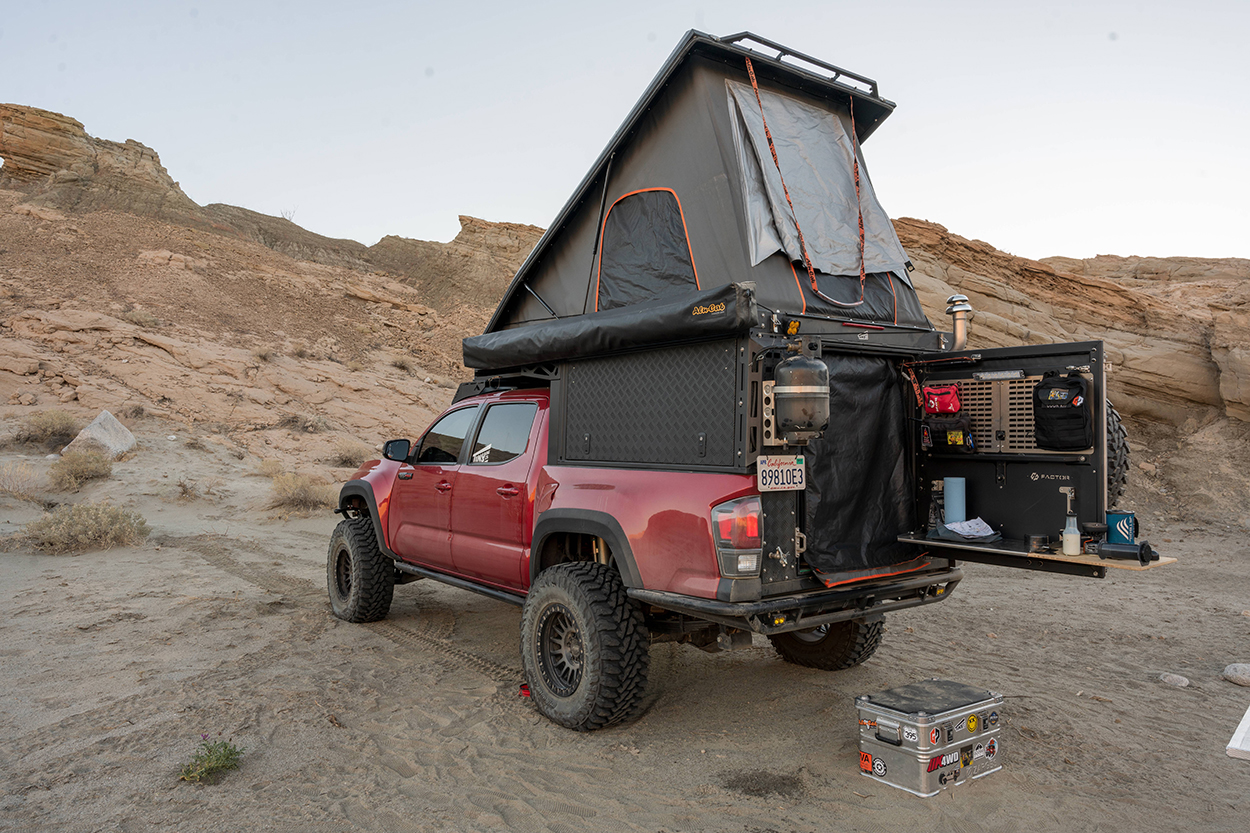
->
xmin=0 ymin=104 xmax=539 ymax=309
xmin=0 ymin=103 xmax=204 ymax=227
xmin=896 ymin=218 xmax=1249 ymax=425
xmin=368 ymin=216 xmax=545 ymax=312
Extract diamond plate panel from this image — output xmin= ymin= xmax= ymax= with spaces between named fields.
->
xmin=562 ymin=340 xmax=739 ymax=467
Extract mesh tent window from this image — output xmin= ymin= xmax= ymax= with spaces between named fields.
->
xmin=596 ymin=188 xmax=701 ymax=311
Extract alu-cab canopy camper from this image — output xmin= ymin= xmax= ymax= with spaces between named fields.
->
xmin=463 ymin=31 xmax=1157 ymax=594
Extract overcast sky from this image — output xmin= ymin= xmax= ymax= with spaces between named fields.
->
xmin=3 ymin=0 xmax=1247 ymax=261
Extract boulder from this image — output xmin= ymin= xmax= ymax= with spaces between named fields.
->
xmin=62 ymin=410 xmax=136 ymax=459
xmin=1223 ymin=664 xmax=1250 ymax=687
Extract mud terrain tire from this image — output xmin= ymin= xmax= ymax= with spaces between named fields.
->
xmin=1107 ymin=403 xmax=1130 ymax=508
xmin=520 ymin=562 xmax=650 ymax=731
xmin=768 ymin=618 xmax=883 ymax=670
xmin=327 ymin=517 xmax=394 ymax=623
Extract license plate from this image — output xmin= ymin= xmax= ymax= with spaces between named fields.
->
xmin=756 ymin=455 xmax=805 ymax=492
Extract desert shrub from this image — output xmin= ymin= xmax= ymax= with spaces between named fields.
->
xmin=329 ymin=439 xmax=372 ymax=468
xmin=177 ymin=478 xmax=198 ymax=500
xmin=290 ymin=341 xmax=311 ymax=359
xmin=184 ymin=436 xmax=207 ymax=451
xmin=122 ymin=309 xmax=162 ymax=328
xmin=120 ymin=404 xmax=146 ymax=421
xmin=15 ymin=409 xmax=80 ymax=446
xmin=252 ymin=348 xmax=274 ymax=363
xmin=256 ymin=459 xmax=283 ymax=478
xmin=180 ymin=736 xmax=244 ymax=783
xmin=268 ymin=473 xmax=335 ymax=512
xmin=391 ymin=357 xmax=412 ymax=373
xmin=24 ymin=502 xmax=150 ymax=554
xmin=49 ymin=450 xmax=112 ymax=491
xmin=345 ymin=360 xmax=366 ymax=373
xmin=0 ymin=461 xmax=39 ymax=501
xmin=278 ymin=413 xmax=329 ymax=434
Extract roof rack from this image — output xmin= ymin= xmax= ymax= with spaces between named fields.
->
xmin=718 ymin=32 xmax=880 ymax=98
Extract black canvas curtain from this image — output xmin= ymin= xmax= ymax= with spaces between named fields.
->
xmin=803 ymin=354 xmax=916 ymax=573
xmin=597 ymin=188 xmax=699 ymax=311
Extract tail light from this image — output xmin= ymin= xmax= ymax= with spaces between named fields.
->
xmin=711 ymin=496 xmax=762 ymax=577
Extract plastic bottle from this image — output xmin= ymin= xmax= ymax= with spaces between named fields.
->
xmin=1062 ymin=513 xmax=1081 ymax=556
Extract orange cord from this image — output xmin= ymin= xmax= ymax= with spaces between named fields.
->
xmin=745 ymin=56 xmax=865 ymax=309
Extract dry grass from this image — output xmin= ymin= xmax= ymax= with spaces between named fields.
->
xmin=24 ymin=502 xmax=150 ymax=554
xmin=177 ymin=478 xmax=198 ymax=500
xmin=278 ymin=413 xmax=330 ymax=434
xmin=256 ymin=459 xmax=283 ymax=478
xmin=252 ymin=348 xmax=274 ymax=363
xmin=184 ymin=436 xmax=207 ymax=451
xmin=122 ymin=309 xmax=162 ymax=328
xmin=268 ymin=473 xmax=336 ymax=513
xmin=329 ymin=439 xmax=373 ymax=468
xmin=391 ymin=357 xmax=412 ymax=373
xmin=15 ymin=409 xmax=80 ymax=446
xmin=49 ymin=450 xmax=112 ymax=491
xmin=0 ymin=461 xmax=40 ymax=501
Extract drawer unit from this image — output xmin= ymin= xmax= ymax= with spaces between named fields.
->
xmin=856 ymin=678 xmax=1003 ymax=797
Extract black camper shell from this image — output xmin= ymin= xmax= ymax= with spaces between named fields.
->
xmin=462 ymin=32 xmax=1128 ymax=591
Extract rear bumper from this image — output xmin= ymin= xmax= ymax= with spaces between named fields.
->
xmin=626 ymin=567 xmax=962 ymax=635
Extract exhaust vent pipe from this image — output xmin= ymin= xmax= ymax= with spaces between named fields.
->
xmin=946 ymin=294 xmax=972 ymax=352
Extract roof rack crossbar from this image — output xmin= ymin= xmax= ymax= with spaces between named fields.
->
xmin=719 ymin=31 xmax=879 ymax=97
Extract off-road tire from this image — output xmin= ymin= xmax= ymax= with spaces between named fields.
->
xmin=327 ymin=517 xmax=394 ymax=623
xmin=1107 ymin=403 xmax=1130 ymax=508
xmin=768 ymin=618 xmax=883 ymax=670
xmin=520 ymin=562 xmax=650 ymax=731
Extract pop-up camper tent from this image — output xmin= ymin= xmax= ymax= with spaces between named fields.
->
xmin=458 ymin=32 xmax=1120 ymax=585
xmin=465 ymin=31 xmax=937 ymax=371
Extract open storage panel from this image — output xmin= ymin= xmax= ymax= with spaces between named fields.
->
xmin=899 ymin=341 xmax=1167 ymax=575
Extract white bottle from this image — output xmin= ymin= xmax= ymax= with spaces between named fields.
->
xmin=1062 ymin=513 xmax=1081 ymax=556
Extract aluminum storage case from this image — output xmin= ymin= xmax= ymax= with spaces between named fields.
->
xmin=856 ymin=679 xmax=1003 ymax=797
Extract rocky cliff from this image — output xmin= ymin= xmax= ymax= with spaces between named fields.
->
xmin=897 ymin=219 xmax=1250 ymax=425
xmin=0 ymin=104 xmax=542 ymax=312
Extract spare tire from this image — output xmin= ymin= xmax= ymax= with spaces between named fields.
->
xmin=1107 ymin=403 xmax=1129 ymax=508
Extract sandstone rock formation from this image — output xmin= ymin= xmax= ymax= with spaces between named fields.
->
xmin=896 ymin=218 xmax=1250 ymax=425
xmin=0 ymin=104 xmax=540 ymax=311
xmin=0 ymin=104 xmax=204 ymax=228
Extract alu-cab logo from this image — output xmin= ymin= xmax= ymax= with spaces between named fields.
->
xmin=691 ymin=302 xmax=726 ymax=316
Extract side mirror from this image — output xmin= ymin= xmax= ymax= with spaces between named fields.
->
xmin=382 ymin=439 xmax=411 ymax=462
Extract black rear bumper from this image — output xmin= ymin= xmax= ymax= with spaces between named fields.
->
xmin=626 ymin=567 xmax=962 ymax=635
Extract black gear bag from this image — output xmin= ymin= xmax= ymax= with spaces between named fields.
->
xmin=1033 ymin=371 xmax=1093 ymax=450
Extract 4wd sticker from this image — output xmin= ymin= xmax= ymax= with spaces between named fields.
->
xmin=927 ymin=751 xmax=960 ymax=772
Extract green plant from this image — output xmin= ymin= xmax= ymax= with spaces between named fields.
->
xmin=15 ymin=409 xmax=80 ymax=446
xmin=269 ymin=473 xmax=335 ymax=512
xmin=49 ymin=450 xmax=112 ymax=491
xmin=24 ymin=502 xmax=150 ymax=553
xmin=179 ymin=735 xmax=244 ymax=783
xmin=0 ymin=461 xmax=39 ymax=501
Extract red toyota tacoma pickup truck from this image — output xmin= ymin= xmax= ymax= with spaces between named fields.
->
xmin=330 ymin=385 xmax=962 ymax=731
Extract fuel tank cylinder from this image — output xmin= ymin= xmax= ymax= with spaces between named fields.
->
xmin=774 ymin=355 xmax=830 ymax=442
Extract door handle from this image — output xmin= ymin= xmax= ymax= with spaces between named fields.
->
xmin=496 ymin=485 xmax=520 ymax=497
xmin=436 ymin=481 xmax=452 ymax=493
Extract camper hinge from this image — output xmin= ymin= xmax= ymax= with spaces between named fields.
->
xmin=996 ymin=461 xmax=1007 ymax=489
xmin=794 ymin=528 xmax=807 ymax=555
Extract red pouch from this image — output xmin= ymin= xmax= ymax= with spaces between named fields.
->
xmin=923 ymin=384 xmax=961 ymax=414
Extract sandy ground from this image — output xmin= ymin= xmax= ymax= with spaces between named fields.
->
xmin=1 ymin=417 xmax=1248 ymax=833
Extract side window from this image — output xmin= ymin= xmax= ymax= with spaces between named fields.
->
xmin=415 ymin=407 xmax=478 ymax=464
xmin=468 ymin=403 xmax=538 ymax=465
